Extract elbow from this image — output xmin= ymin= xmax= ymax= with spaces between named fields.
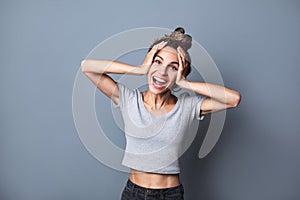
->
xmin=231 ymin=92 xmax=241 ymax=108
xmin=80 ymin=59 xmax=87 ymax=73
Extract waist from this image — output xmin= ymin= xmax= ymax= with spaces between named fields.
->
xmin=129 ymin=168 xmax=180 ymax=189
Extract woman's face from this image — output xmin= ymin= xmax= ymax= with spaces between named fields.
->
xmin=147 ymin=46 xmax=179 ymax=94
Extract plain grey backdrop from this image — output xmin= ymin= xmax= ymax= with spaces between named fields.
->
xmin=1 ymin=0 xmax=299 ymax=199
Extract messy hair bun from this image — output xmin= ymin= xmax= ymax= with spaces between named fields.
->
xmin=166 ymin=27 xmax=192 ymax=51
xmin=149 ymin=27 xmax=193 ymax=77
xmin=149 ymin=27 xmax=192 ymax=51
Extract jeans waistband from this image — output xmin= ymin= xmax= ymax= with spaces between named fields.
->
xmin=126 ymin=179 xmax=183 ymax=194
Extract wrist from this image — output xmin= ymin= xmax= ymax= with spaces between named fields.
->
xmin=127 ymin=66 xmax=146 ymax=75
xmin=137 ymin=64 xmax=150 ymax=75
xmin=176 ymin=79 xmax=189 ymax=89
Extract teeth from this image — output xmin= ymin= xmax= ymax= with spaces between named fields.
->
xmin=153 ymin=76 xmax=167 ymax=84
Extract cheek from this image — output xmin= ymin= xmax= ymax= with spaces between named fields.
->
xmin=165 ymin=72 xmax=177 ymax=85
xmin=149 ymin=63 xmax=159 ymax=72
xmin=168 ymin=70 xmax=178 ymax=79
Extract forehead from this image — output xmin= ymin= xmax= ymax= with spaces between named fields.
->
xmin=156 ymin=46 xmax=178 ymax=62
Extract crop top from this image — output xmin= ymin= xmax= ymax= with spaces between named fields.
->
xmin=115 ymin=83 xmax=205 ymax=174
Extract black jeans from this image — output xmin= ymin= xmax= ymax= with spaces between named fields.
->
xmin=121 ymin=179 xmax=184 ymax=200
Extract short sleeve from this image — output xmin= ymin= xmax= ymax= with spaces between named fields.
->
xmin=113 ymin=83 xmax=134 ymax=110
xmin=195 ymin=95 xmax=206 ymax=120
xmin=180 ymin=93 xmax=206 ymax=121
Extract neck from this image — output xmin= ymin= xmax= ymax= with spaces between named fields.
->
xmin=143 ymin=89 xmax=172 ymax=110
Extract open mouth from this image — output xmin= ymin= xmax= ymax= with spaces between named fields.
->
xmin=152 ymin=76 xmax=167 ymax=88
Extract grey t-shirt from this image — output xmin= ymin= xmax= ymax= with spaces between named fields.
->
xmin=115 ymin=83 xmax=205 ymax=174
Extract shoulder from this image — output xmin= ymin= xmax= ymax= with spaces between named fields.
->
xmin=116 ymin=83 xmax=139 ymax=108
xmin=118 ymin=83 xmax=139 ymax=96
xmin=177 ymin=92 xmax=206 ymax=120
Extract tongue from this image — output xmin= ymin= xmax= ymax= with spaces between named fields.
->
xmin=153 ymin=80 xmax=164 ymax=88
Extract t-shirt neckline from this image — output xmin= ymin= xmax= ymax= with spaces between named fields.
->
xmin=136 ymin=89 xmax=181 ymax=118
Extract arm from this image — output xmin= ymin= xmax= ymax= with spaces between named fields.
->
xmin=81 ymin=41 xmax=167 ymax=104
xmin=176 ymin=47 xmax=241 ymax=115
xmin=178 ymin=81 xmax=241 ymax=115
xmin=81 ymin=60 xmax=149 ymax=105
xmin=81 ymin=59 xmax=147 ymax=75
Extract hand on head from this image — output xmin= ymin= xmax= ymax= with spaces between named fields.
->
xmin=176 ymin=46 xmax=187 ymax=85
xmin=141 ymin=41 xmax=167 ymax=75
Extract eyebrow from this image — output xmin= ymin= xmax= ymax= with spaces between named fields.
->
xmin=155 ymin=55 xmax=179 ymax=66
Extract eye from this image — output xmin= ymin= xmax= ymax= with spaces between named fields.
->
xmin=154 ymin=59 xmax=162 ymax=64
xmin=169 ymin=66 xmax=178 ymax=71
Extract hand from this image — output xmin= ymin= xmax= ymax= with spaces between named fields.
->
xmin=176 ymin=46 xmax=188 ymax=86
xmin=140 ymin=41 xmax=167 ymax=74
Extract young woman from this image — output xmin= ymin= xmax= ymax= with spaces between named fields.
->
xmin=81 ymin=27 xmax=241 ymax=200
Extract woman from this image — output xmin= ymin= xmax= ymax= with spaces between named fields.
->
xmin=81 ymin=27 xmax=241 ymax=200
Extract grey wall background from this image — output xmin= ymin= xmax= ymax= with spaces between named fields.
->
xmin=1 ymin=0 xmax=299 ymax=199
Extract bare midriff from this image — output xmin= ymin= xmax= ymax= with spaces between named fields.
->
xmin=129 ymin=169 xmax=180 ymax=189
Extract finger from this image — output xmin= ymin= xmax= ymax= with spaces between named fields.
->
xmin=177 ymin=53 xmax=185 ymax=74
xmin=144 ymin=42 xmax=167 ymax=66
xmin=177 ymin=46 xmax=186 ymax=58
xmin=157 ymin=41 xmax=168 ymax=50
xmin=178 ymin=51 xmax=186 ymax=66
xmin=178 ymin=48 xmax=188 ymax=66
xmin=148 ymin=45 xmax=159 ymax=58
xmin=148 ymin=41 xmax=167 ymax=60
xmin=152 ymin=41 xmax=167 ymax=49
xmin=179 ymin=53 xmax=187 ymax=76
xmin=152 ymin=44 xmax=159 ymax=51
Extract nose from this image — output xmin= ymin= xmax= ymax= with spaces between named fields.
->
xmin=158 ymin=65 xmax=168 ymax=76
